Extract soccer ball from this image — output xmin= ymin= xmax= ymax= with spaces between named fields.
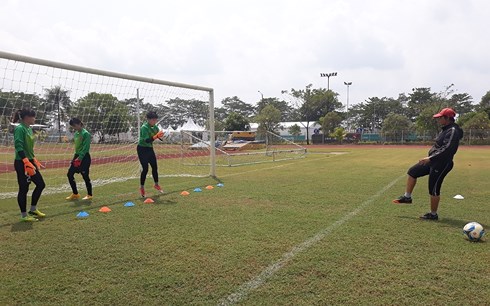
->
xmin=462 ymin=222 xmax=485 ymax=242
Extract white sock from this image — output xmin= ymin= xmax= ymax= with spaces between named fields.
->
xmin=404 ymin=192 xmax=412 ymax=198
xmin=431 ymin=211 xmax=437 ymax=215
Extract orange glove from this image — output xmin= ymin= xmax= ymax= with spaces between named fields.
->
xmin=33 ymin=158 xmax=45 ymax=170
xmin=152 ymin=130 xmax=164 ymax=140
xmin=22 ymin=158 xmax=36 ymax=176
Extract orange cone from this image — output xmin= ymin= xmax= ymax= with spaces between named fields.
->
xmin=206 ymin=185 xmax=214 ymax=190
xmin=99 ymin=206 xmax=111 ymax=213
xmin=180 ymin=191 xmax=190 ymax=196
xmin=144 ymin=198 xmax=154 ymax=204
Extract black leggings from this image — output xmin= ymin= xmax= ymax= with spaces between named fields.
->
xmin=67 ymin=154 xmax=92 ymax=196
xmin=137 ymin=145 xmax=158 ymax=186
xmin=407 ymin=161 xmax=454 ymax=196
xmin=14 ymin=159 xmax=46 ymax=213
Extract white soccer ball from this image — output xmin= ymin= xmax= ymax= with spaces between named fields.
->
xmin=462 ymin=222 xmax=485 ymax=242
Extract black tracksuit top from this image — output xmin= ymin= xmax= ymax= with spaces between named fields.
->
xmin=428 ymin=122 xmax=464 ymax=167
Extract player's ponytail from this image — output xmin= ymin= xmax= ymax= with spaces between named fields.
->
xmin=11 ymin=109 xmax=35 ymax=123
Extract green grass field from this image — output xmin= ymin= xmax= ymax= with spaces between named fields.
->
xmin=0 ymin=146 xmax=488 ymax=305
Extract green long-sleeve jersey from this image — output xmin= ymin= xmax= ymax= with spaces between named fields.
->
xmin=14 ymin=123 xmax=35 ymax=160
xmin=138 ymin=122 xmax=160 ymax=147
xmin=74 ymin=128 xmax=91 ymax=160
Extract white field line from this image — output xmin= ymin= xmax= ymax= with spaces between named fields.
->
xmin=217 ymin=174 xmax=404 ymax=306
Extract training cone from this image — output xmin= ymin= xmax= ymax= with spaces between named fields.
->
xmin=99 ymin=206 xmax=111 ymax=213
xmin=76 ymin=211 xmax=89 ymax=218
xmin=124 ymin=201 xmax=135 ymax=207
xmin=193 ymin=188 xmax=202 ymax=192
xmin=144 ymin=198 xmax=154 ymax=204
xmin=206 ymin=185 xmax=214 ymax=190
xmin=217 ymin=183 xmax=224 ymax=187
xmin=453 ymin=194 xmax=464 ymax=200
xmin=180 ymin=191 xmax=190 ymax=196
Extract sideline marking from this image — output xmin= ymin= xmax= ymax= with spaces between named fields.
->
xmin=218 ymin=175 xmax=404 ymax=306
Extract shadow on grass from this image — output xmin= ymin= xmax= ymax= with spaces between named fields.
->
xmin=11 ymin=221 xmax=34 ymax=232
xmin=397 ymin=215 xmax=487 ymax=229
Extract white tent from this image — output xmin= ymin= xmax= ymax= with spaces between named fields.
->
xmin=178 ymin=118 xmax=205 ymax=131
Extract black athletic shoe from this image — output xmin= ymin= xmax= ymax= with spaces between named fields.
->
xmin=392 ymin=195 xmax=412 ymax=204
xmin=420 ymin=212 xmax=438 ymax=220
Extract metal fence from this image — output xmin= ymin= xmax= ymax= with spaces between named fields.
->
xmin=312 ymin=130 xmax=490 ymax=145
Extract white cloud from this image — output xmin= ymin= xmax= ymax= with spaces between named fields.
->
xmin=0 ymin=0 xmax=489 ymax=107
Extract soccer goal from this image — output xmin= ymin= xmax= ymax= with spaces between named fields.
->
xmin=0 ymin=51 xmax=215 ymax=199
xmin=179 ymin=130 xmax=307 ymax=167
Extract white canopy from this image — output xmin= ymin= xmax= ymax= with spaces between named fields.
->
xmin=178 ymin=118 xmax=205 ymax=131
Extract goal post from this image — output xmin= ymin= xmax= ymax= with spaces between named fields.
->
xmin=0 ymin=50 xmax=215 ymax=199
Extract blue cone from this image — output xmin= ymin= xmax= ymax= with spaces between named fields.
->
xmin=217 ymin=183 xmax=224 ymax=187
xmin=194 ymin=188 xmax=202 ymax=192
xmin=77 ymin=211 xmax=89 ymax=218
xmin=124 ymin=201 xmax=135 ymax=207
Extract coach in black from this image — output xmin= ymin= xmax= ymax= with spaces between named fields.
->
xmin=393 ymin=108 xmax=463 ymax=220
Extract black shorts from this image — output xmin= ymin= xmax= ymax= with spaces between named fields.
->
xmin=407 ymin=161 xmax=454 ymax=196
xmin=137 ymin=145 xmax=157 ymax=165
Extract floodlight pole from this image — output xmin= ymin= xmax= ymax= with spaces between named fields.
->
xmin=320 ymin=72 xmax=337 ymax=91
xmin=258 ymin=90 xmax=264 ymax=101
xmin=344 ymin=82 xmax=352 ymax=111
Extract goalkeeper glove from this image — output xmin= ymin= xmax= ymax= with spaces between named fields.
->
xmin=73 ymin=158 xmax=81 ymax=168
xmin=22 ymin=158 xmax=36 ymax=176
xmin=33 ymin=158 xmax=45 ymax=170
xmin=152 ymin=130 xmax=164 ymax=140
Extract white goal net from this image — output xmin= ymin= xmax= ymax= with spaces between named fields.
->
xmin=0 ymin=51 xmax=215 ymax=199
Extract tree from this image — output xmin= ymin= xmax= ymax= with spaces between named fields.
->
xmin=407 ymin=87 xmax=436 ymax=119
xmin=72 ymin=92 xmax=130 ymax=143
xmin=415 ymin=103 xmax=441 ymax=137
xmin=461 ymin=112 xmax=490 ymax=140
xmin=105 ymin=106 xmax=131 ymax=141
xmin=43 ymin=86 xmax=72 ymax=142
xmin=382 ymin=113 xmax=413 ymax=133
xmin=0 ymin=90 xmax=46 ymax=125
xmin=381 ymin=113 xmax=413 ymax=141
xmin=221 ymin=96 xmax=256 ymax=118
xmin=288 ymin=124 xmax=302 ymax=141
xmin=255 ymin=105 xmax=281 ymax=140
xmin=282 ymin=84 xmax=342 ymax=144
xmin=166 ymin=98 xmax=208 ymax=127
xmin=256 ymin=97 xmax=293 ymax=121
xmin=478 ymin=91 xmax=490 ymax=119
xmin=330 ymin=127 xmax=347 ymax=144
xmin=447 ymin=93 xmax=474 ymax=115
xmin=349 ymin=97 xmax=405 ymax=131
xmin=456 ymin=111 xmax=477 ymax=128
xmin=223 ymin=112 xmax=249 ymax=131
xmin=320 ymin=112 xmax=343 ymax=134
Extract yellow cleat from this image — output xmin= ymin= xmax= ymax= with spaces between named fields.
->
xmin=21 ymin=215 xmax=38 ymax=222
xmin=66 ymin=193 xmax=81 ymax=200
xmin=28 ymin=209 xmax=46 ymax=218
xmin=82 ymin=195 xmax=93 ymax=201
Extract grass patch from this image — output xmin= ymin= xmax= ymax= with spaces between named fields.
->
xmin=0 ymin=147 xmax=488 ymax=305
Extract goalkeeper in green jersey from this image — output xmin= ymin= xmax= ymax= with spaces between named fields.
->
xmin=65 ymin=118 xmax=93 ymax=201
xmin=137 ymin=111 xmax=165 ymax=197
xmin=12 ymin=109 xmax=46 ymax=222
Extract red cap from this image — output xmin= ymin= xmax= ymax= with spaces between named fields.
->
xmin=433 ymin=108 xmax=456 ymax=118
